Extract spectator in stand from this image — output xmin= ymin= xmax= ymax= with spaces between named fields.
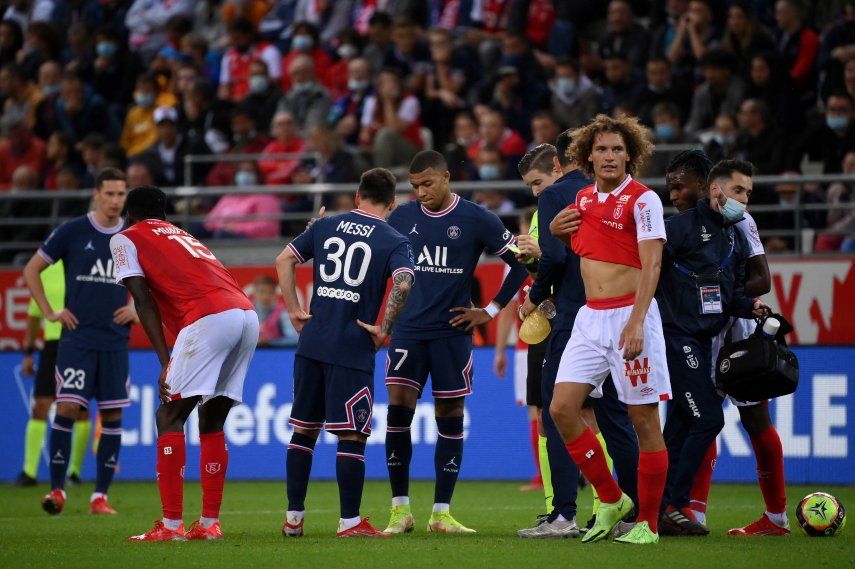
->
xmin=763 ymin=172 xmax=823 ymax=253
xmin=734 ymin=98 xmax=792 ymax=182
xmin=259 ymin=110 xmax=306 ymax=185
xmin=745 ymin=51 xmax=803 ymax=133
xmin=205 ymin=105 xmax=270 ymax=186
xmin=467 ymin=108 xmax=527 ymax=177
xmin=42 ymin=131 xmax=84 ymax=190
xmin=359 ymin=67 xmax=423 ymax=168
xmin=819 ymin=0 xmax=855 ymax=99
xmin=203 ymin=161 xmax=281 ymax=239
xmin=648 ymin=101 xmax=695 ymax=176
xmin=325 ymin=27 xmax=362 ymax=99
xmin=0 ymin=19 xmax=24 ymax=68
xmin=32 ymin=59 xmax=59 ymax=138
xmin=328 ymin=56 xmax=373 ymax=147
xmin=3 ymin=0 xmax=56 ymax=31
xmin=124 ymin=0 xmax=195 ymax=63
xmin=242 ymin=59 xmax=281 ymax=129
xmin=54 ymin=164 xmax=81 ymax=190
xmin=0 ymin=113 xmax=45 ymax=191
xmin=474 ymin=144 xmax=509 ymax=181
xmin=590 ymin=0 xmax=651 ymax=73
xmin=549 ymin=58 xmax=602 ymax=131
xmin=383 ymin=16 xmax=431 ymax=94
xmin=221 ymin=0 xmax=272 ymax=30
xmin=704 ymin=112 xmax=739 ymax=163
xmin=530 ymin=111 xmax=560 ymax=148
xmin=252 ymin=274 xmax=299 ymax=347
xmin=54 ymin=72 xmax=119 ymax=142
xmin=685 ymin=49 xmax=746 ymax=137
xmin=421 ymin=26 xmax=469 ymax=148
xmin=127 ymin=158 xmax=157 ymax=187
xmin=772 ymin=0 xmax=820 ymax=94
xmin=361 ymin=11 xmax=393 ymax=73
xmin=277 ymin=53 xmax=331 ymax=136
xmin=76 ymin=132 xmax=106 ymax=187
xmin=280 ymin=21 xmax=333 ymax=92
xmin=81 ymin=0 xmax=131 ymax=44
xmin=1 ymin=62 xmax=42 ymax=128
xmin=667 ymin=0 xmax=720 ymax=78
xmin=120 ymin=73 xmax=161 ymax=157
xmin=816 ymin=151 xmax=855 ymax=252
xmin=443 ymin=109 xmax=479 ymax=181
xmin=637 ymin=56 xmax=692 ymax=125
xmin=478 ymin=63 xmax=539 ymax=140
xmin=139 ymin=105 xmax=210 ymax=186
xmin=294 ymin=0 xmax=354 ymax=46
xmin=0 ymin=164 xmax=49 ymax=246
xmin=293 ymin=125 xmax=357 ymax=187
xmin=18 ymin=21 xmax=62 ymax=78
xmin=802 ymin=92 xmax=855 ymax=174
xmin=846 ymin=58 xmax=855 ymax=101
xmin=63 ymin=21 xmax=96 ymax=80
xmin=180 ymin=77 xmax=232 ymax=155
xmin=601 ymin=52 xmax=645 ymax=116
xmin=91 ymin=26 xmax=144 ymax=116
xmin=180 ymin=32 xmax=220 ymax=87
xmin=174 ymin=61 xmax=199 ymax=100
xmin=218 ymin=17 xmax=282 ymax=103
xmin=721 ymin=1 xmax=775 ymax=75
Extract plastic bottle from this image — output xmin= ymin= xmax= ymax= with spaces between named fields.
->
xmin=538 ymin=299 xmax=556 ymax=320
xmin=761 ymin=317 xmax=780 ymax=339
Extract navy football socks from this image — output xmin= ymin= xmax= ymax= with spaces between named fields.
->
xmin=336 ymin=440 xmax=367 ymax=519
xmin=434 ymin=416 xmax=464 ymax=504
xmin=95 ymin=420 xmax=122 ymax=494
xmin=286 ymin=432 xmax=316 ymax=511
xmin=386 ymin=405 xmax=415 ymax=498
xmin=49 ymin=415 xmax=74 ymax=490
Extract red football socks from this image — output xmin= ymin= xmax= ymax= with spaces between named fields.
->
xmin=637 ymin=449 xmax=669 ymax=533
xmin=157 ymin=432 xmax=186 ymax=521
xmin=200 ymin=431 xmax=229 ymax=519
xmin=689 ymin=440 xmax=717 ymax=514
xmin=530 ymin=419 xmax=542 ymax=484
xmin=750 ymin=426 xmax=787 ymax=514
xmin=565 ymin=428 xmax=622 ymax=504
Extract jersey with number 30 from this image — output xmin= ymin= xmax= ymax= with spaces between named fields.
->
xmin=110 ymin=219 xmax=253 ymax=336
xmin=288 ymin=209 xmax=415 ymax=373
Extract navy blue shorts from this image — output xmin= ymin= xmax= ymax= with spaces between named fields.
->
xmin=54 ymin=342 xmax=130 ymax=410
xmin=385 ymin=335 xmax=473 ymax=399
xmin=289 ymin=355 xmax=374 ymax=436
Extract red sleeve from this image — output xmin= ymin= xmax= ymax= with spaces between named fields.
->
xmin=790 ymin=28 xmax=820 ymax=87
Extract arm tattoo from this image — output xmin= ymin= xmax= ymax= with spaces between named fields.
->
xmin=381 ymin=272 xmax=414 ymax=335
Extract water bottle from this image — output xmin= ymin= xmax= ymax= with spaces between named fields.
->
xmin=538 ymin=299 xmax=556 ymax=320
xmin=761 ymin=317 xmax=780 ymax=339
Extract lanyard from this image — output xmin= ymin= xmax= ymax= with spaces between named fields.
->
xmin=671 ymin=230 xmax=735 ymax=279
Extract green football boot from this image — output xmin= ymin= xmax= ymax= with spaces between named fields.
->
xmin=615 ymin=521 xmax=659 ymax=545
xmin=581 ymin=493 xmax=634 ymax=543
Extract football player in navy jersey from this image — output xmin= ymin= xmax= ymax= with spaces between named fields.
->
xmin=23 ymin=168 xmax=137 ymax=516
xmin=382 ymin=150 xmax=529 ymax=534
xmin=277 ymin=168 xmax=415 ymax=538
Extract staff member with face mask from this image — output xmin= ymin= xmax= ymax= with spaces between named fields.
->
xmin=655 ymin=158 xmax=769 ymax=536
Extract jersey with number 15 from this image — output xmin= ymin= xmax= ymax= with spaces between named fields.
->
xmin=287 ymin=209 xmax=415 ymax=373
xmin=109 ymin=220 xmax=253 ymax=336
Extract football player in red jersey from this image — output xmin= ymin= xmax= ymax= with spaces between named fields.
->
xmin=110 ymin=186 xmax=259 ymax=542
xmin=548 ymin=115 xmax=669 ymax=545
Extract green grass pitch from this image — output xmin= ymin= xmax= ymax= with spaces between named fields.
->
xmin=2 ymin=481 xmax=851 ymax=568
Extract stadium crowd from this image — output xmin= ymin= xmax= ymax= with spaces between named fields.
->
xmin=0 ymin=0 xmax=852 ymax=253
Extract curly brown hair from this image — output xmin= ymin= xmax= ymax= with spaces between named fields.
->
xmin=567 ymin=114 xmax=654 ymax=179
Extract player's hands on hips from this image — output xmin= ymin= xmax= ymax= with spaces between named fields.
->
xmin=356 ymin=319 xmax=388 ymax=350
xmin=289 ymin=309 xmax=312 ymax=333
xmin=48 ymin=309 xmax=79 ymax=330
xmin=516 ymin=234 xmax=541 ymax=259
xmin=619 ymin=318 xmax=644 ymax=361
xmin=751 ymin=299 xmax=771 ymax=317
xmin=306 ymin=206 xmax=326 ymax=230
xmin=549 ymin=207 xmax=581 ymax=246
xmin=493 ymin=349 xmax=507 ymax=378
xmin=158 ymin=363 xmax=171 ymax=404
xmin=518 ymin=295 xmax=537 ymax=321
xmin=113 ymin=305 xmax=139 ymax=325
xmin=449 ymin=306 xmax=491 ymax=332
xmin=22 ymin=354 xmax=35 ymax=376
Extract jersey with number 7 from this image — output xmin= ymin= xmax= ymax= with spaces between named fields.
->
xmin=287 ymin=209 xmax=415 ymax=373
xmin=109 ymin=220 xmax=253 ymax=337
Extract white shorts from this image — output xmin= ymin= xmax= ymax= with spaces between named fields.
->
xmin=166 ymin=308 xmax=259 ymax=404
xmin=712 ymin=317 xmax=761 ymax=407
xmin=513 ymin=349 xmax=528 ymax=406
xmin=556 ymin=296 xmax=671 ymax=405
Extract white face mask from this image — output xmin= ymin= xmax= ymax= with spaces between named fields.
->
xmin=248 ymin=75 xmax=269 ymax=94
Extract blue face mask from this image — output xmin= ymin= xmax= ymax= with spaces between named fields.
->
xmin=718 ymin=192 xmax=746 ymax=223
xmin=655 ymin=123 xmax=674 ymax=140
xmin=135 ymin=92 xmax=155 ymax=108
xmin=478 ymin=164 xmax=501 ymax=181
xmin=96 ymin=41 xmax=118 ymax=58
xmin=292 ymin=35 xmax=314 ymax=52
xmin=826 ymin=115 xmax=849 ymax=131
xmin=41 ymin=84 xmax=60 ymax=97
xmin=556 ymin=77 xmax=576 ymax=96
xmin=235 ymin=171 xmax=257 ymax=187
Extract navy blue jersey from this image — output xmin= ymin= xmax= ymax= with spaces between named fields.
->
xmin=388 ymin=194 xmax=514 ymax=339
xmin=38 ymin=213 xmax=130 ymax=350
xmin=288 ymin=209 xmax=415 ymax=373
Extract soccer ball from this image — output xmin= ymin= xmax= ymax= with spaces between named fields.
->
xmin=796 ymin=492 xmax=847 ymax=537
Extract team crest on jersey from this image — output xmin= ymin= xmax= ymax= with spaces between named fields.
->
xmin=447 ymin=225 xmax=461 ymax=239
xmin=579 ymin=196 xmax=590 ymax=210
xmin=613 ymin=204 xmax=624 ymax=219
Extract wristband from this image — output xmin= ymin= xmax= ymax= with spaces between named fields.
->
xmin=484 ymin=302 xmax=501 ymax=319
